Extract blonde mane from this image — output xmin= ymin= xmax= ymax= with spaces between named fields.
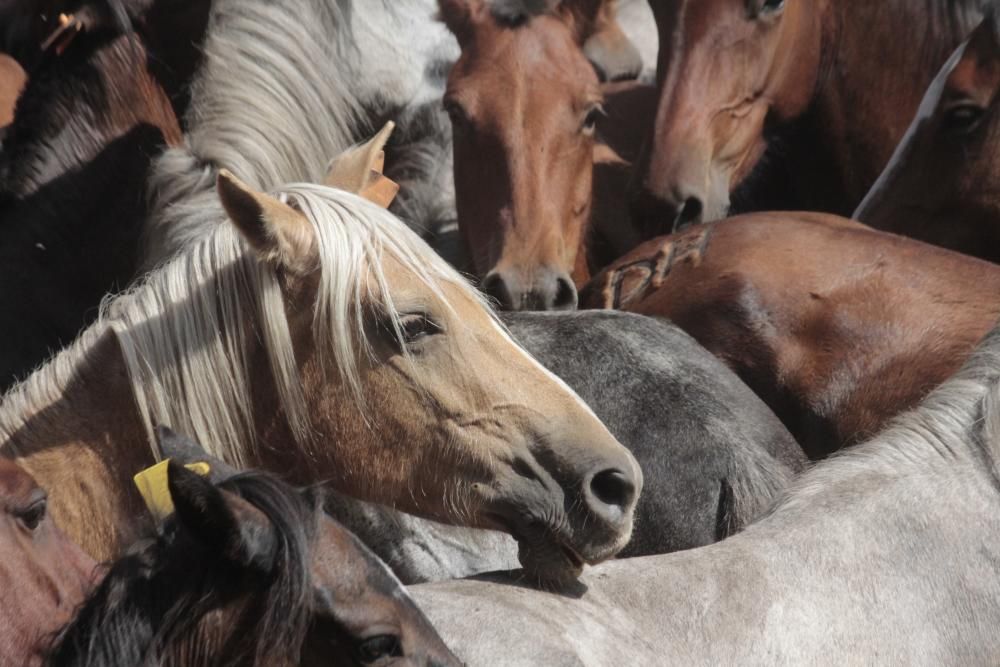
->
xmin=1 ymin=185 xmax=485 ymax=467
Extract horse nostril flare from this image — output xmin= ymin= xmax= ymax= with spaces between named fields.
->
xmin=674 ymin=196 xmax=703 ymax=231
xmin=482 ymin=273 xmax=514 ymax=310
xmin=589 ymin=469 xmax=636 ymax=511
xmin=552 ymin=276 xmax=578 ymax=311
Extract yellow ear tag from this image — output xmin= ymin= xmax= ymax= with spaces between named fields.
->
xmin=133 ymin=460 xmax=212 ymax=522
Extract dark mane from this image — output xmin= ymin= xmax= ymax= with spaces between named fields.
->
xmin=47 ymin=472 xmax=323 ymax=667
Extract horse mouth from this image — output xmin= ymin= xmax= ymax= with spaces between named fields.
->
xmin=484 ymin=512 xmax=585 ymax=587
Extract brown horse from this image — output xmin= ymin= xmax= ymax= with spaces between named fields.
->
xmin=50 ymin=429 xmax=459 ymax=667
xmin=2 ymin=171 xmax=640 ymax=587
xmin=0 ymin=458 xmax=95 ymax=667
xmin=855 ymin=11 xmax=1000 ymax=262
xmin=0 ymin=54 xmax=25 ymax=129
xmin=581 ymin=212 xmax=1000 ymax=458
xmin=441 ymin=0 xmax=654 ymax=310
xmin=632 ymin=0 xmax=991 ymax=233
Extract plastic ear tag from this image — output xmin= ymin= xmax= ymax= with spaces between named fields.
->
xmin=134 ymin=459 xmax=212 ymax=521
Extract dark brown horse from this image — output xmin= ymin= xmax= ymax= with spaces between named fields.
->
xmin=0 ymin=0 xmax=210 ymax=391
xmin=632 ymin=0 xmax=991 ymax=233
xmin=50 ymin=430 xmax=459 ymax=666
xmin=581 ymin=213 xmax=1000 ymax=458
xmin=855 ymin=11 xmax=1000 ymax=262
xmin=440 ymin=0 xmax=653 ymax=310
xmin=0 ymin=457 xmax=95 ymax=667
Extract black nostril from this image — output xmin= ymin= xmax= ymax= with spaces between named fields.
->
xmin=589 ymin=469 xmax=635 ymax=509
xmin=481 ymin=273 xmax=514 ymax=310
xmin=552 ymin=276 xmax=578 ymax=311
xmin=674 ymin=196 xmax=703 ymax=231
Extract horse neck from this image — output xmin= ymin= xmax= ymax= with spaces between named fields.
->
xmin=808 ymin=0 xmax=987 ymax=208
xmin=1 ymin=327 xmax=155 ymax=561
xmin=0 ymin=33 xmax=180 ymax=200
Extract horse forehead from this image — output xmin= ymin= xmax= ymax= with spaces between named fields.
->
xmin=461 ymin=18 xmax=594 ymax=90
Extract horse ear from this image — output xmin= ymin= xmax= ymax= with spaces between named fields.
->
xmin=155 ymin=425 xmax=240 ymax=484
xmin=325 ymin=121 xmax=400 ymax=208
xmin=168 ymin=461 xmax=278 ymax=572
xmin=438 ymin=0 xmax=486 ymax=46
xmin=216 ymin=169 xmax=316 ymax=274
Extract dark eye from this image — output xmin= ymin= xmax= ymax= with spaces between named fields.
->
xmin=943 ymin=103 xmax=985 ymax=134
xmin=15 ymin=496 xmax=47 ymax=531
xmin=750 ymin=0 xmax=785 ymax=17
xmin=582 ymin=106 xmax=604 ymax=135
xmin=355 ymin=634 xmax=402 ymax=663
xmin=443 ymin=98 xmax=471 ymax=130
xmin=398 ymin=313 xmax=442 ymax=345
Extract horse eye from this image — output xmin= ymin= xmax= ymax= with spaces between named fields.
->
xmin=751 ymin=0 xmax=785 ymax=17
xmin=397 ymin=313 xmax=442 ymax=345
xmin=355 ymin=634 xmax=402 ymax=663
xmin=16 ymin=497 xmax=47 ymax=531
xmin=582 ymin=106 xmax=604 ymax=136
xmin=443 ymin=98 xmax=470 ymax=129
xmin=943 ymin=103 xmax=985 ymax=134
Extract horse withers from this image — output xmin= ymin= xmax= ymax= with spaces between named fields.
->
xmin=581 ymin=212 xmax=1000 ymax=458
xmin=855 ymin=11 xmax=1000 ymax=261
xmin=441 ymin=0 xmax=653 ymax=310
xmin=0 ymin=458 xmax=95 ymax=667
xmin=632 ymin=0 xmax=991 ymax=233
xmin=50 ymin=428 xmax=458 ymax=667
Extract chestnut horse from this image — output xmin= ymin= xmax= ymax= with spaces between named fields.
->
xmin=441 ymin=0 xmax=655 ymax=310
xmin=51 ymin=429 xmax=459 ymax=666
xmin=0 ymin=54 xmax=25 ymax=130
xmin=0 ymin=458 xmax=95 ymax=667
xmin=632 ymin=0 xmax=992 ymax=233
xmin=581 ymin=213 xmax=1000 ymax=458
xmin=2 ymin=172 xmax=640 ymax=587
xmin=855 ymin=12 xmax=1000 ymax=262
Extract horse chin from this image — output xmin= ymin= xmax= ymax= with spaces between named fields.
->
xmin=516 ymin=536 xmax=585 ymax=590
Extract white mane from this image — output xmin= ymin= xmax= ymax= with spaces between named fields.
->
xmin=144 ymin=0 xmax=457 ymax=265
xmin=2 ymin=185 xmax=484 ymax=467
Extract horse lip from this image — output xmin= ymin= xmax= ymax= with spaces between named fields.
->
xmin=484 ymin=510 xmax=583 ymax=567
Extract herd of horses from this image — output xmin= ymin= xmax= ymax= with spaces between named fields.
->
xmin=2 ymin=0 xmax=1000 ymax=664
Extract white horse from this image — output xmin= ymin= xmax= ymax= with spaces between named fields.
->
xmin=413 ymin=319 xmax=1000 ymax=664
xmin=144 ymin=0 xmax=460 ymax=262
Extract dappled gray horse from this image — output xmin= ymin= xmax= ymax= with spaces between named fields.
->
xmin=326 ymin=310 xmax=805 ymax=583
xmin=413 ymin=319 xmax=1000 ymax=664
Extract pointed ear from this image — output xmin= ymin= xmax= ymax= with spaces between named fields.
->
xmin=168 ymin=461 xmax=278 ymax=572
xmin=439 ymin=0 xmax=486 ymax=47
xmin=216 ymin=169 xmax=316 ymax=273
xmin=325 ymin=121 xmax=400 ymax=208
xmin=155 ymin=425 xmax=240 ymax=485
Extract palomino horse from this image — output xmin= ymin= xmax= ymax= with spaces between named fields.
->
xmin=440 ymin=0 xmax=656 ymax=309
xmin=0 ymin=0 xmax=213 ymax=391
xmin=326 ymin=310 xmax=804 ymax=583
xmin=855 ymin=12 xmax=1000 ymax=262
xmin=581 ymin=213 xmax=1000 ymax=458
xmin=50 ymin=429 xmax=459 ymax=667
xmin=0 ymin=458 xmax=95 ymax=667
xmin=632 ymin=0 xmax=992 ymax=233
xmin=2 ymin=173 xmax=641 ymax=587
xmin=414 ymin=313 xmax=1000 ymax=666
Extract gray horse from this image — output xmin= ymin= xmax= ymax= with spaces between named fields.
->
xmin=325 ymin=310 xmax=805 ymax=583
xmin=412 ymin=319 xmax=1000 ymax=664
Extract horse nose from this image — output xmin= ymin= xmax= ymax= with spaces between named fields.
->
xmin=482 ymin=269 xmax=578 ymax=311
xmin=630 ymin=184 xmax=706 ymax=237
xmin=585 ymin=467 xmax=639 ymax=527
